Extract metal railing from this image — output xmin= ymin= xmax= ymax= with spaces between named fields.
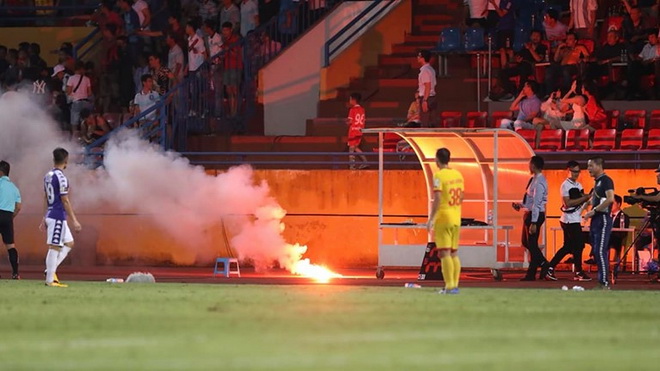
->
xmin=83 ymin=1 xmax=348 ymax=163
xmin=324 ymin=0 xmax=397 ymax=67
xmin=73 ymin=27 xmax=101 ymax=60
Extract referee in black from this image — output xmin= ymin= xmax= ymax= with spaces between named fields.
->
xmin=0 ymin=161 xmax=22 ymax=279
xmin=583 ymin=157 xmax=615 ymax=290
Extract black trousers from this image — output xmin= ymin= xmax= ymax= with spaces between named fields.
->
xmin=522 ymin=211 xmax=547 ymax=279
xmin=549 ymin=222 xmax=584 ymax=273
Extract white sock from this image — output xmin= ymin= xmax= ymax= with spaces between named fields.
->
xmin=45 ymin=249 xmax=59 ymax=283
xmin=56 ymin=246 xmax=72 ymax=267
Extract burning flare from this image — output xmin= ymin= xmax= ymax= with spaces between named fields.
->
xmin=288 ymin=244 xmax=343 ymax=283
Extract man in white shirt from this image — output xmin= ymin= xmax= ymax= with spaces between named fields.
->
xmin=568 ymin=0 xmax=597 ymax=40
xmin=185 ymin=20 xmax=207 ymax=116
xmin=133 ymin=74 xmax=161 ymax=122
xmin=543 ymin=161 xmax=593 ymax=281
xmin=203 ymin=19 xmax=223 ymax=117
xmin=464 ymin=0 xmax=487 ymax=28
xmin=65 ymin=61 xmax=93 ymax=139
xmin=240 ymin=0 xmax=259 ymax=37
xmin=166 ymin=33 xmax=184 ymax=84
xmin=416 ymin=49 xmax=437 ymax=127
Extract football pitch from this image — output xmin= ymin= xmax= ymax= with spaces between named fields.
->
xmin=1 ymin=281 xmax=659 ymax=370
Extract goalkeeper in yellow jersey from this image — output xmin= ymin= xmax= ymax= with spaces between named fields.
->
xmin=426 ymin=148 xmax=464 ymax=294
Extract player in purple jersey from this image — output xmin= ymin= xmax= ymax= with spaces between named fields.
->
xmin=40 ymin=148 xmax=82 ymax=287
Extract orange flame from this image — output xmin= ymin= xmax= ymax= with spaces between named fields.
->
xmin=291 ymin=258 xmax=343 ymax=283
xmin=285 ymin=243 xmax=342 ymax=283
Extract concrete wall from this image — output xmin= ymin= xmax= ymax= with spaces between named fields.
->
xmin=320 ymin=0 xmax=411 ymax=100
xmin=9 ymin=169 xmax=657 ymax=269
xmin=0 ymin=27 xmax=94 ymax=66
xmin=260 ymin=1 xmax=405 ymax=136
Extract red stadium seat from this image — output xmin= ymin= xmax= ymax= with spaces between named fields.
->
xmin=466 ymin=111 xmax=488 ymax=128
xmin=440 ymin=111 xmax=463 ymax=128
xmin=646 ymin=129 xmax=660 ymax=150
xmin=491 ymin=111 xmax=512 ymax=128
xmin=607 ymin=110 xmax=620 ymax=129
xmin=649 ymin=110 xmax=660 ymax=130
xmin=619 ymin=129 xmax=644 ymax=150
xmin=592 ymin=129 xmax=616 ymax=150
xmin=537 ymin=129 xmax=563 ymax=151
xmin=516 ymin=129 xmax=537 ymax=149
xmin=565 ymin=129 xmax=590 ymax=151
xmin=623 ymin=110 xmax=646 ymax=129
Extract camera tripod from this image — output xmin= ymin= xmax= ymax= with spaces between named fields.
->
xmin=611 ymin=212 xmax=659 ymax=283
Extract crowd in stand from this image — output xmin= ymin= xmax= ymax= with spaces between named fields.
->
xmin=463 ymin=0 xmax=659 ymax=101
xmin=0 ymin=0 xmax=329 ymax=139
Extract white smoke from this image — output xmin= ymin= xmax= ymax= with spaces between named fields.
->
xmin=0 ymin=91 xmax=311 ymax=271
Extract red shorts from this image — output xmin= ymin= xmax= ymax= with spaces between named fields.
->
xmin=348 ymin=135 xmax=362 ymax=147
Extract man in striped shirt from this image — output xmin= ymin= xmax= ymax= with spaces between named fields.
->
xmin=513 ymin=155 xmax=549 ymax=281
xmin=569 ymin=0 xmax=598 ymax=40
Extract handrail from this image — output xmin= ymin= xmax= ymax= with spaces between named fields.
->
xmin=73 ymin=27 xmax=100 ymax=60
xmin=324 ymin=0 xmax=397 ymax=66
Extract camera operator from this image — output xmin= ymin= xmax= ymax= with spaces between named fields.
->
xmin=632 ymin=165 xmax=660 ymax=203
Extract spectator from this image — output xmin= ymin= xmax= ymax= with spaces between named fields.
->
xmin=166 ymin=33 xmax=184 ymax=84
xmin=198 ymin=0 xmax=219 ymax=21
xmin=260 ymin=32 xmax=281 ymax=63
xmin=545 ymin=32 xmax=590 ymax=93
xmin=490 ymin=0 xmax=515 ymax=50
xmin=133 ymin=54 xmax=150 ymax=96
xmin=279 ymin=0 xmax=298 ymax=39
xmin=498 ymin=30 xmax=547 ymax=98
xmin=186 ymin=20 xmax=206 ymax=74
xmin=28 ymin=43 xmax=47 ymax=70
xmin=590 ymin=30 xmax=625 ymax=85
xmin=133 ymin=73 xmax=161 ymax=122
xmin=568 ymin=0 xmax=598 ymax=40
xmin=0 ymin=46 xmax=9 ymax=78
xmin=99 ymin=1 xmax=124 ymax=32
xmin=308 ymin=0 xmax=326 ymax=23
xmin=203 ymin=19 xmax=223 ymax=118
xmin=608 ymin=194 xmax=630 ymax=262
xmin=626 ymin=28 xmax=660 ymax=99
xmin=66 ymin=61 xmax=93 ymax=139
xmin=116 ymin=36 xmax=136 ymax=112
xmin=118 ymin=0 xmax=142 ymax=65
xmin=499 ymin=80 xmax=542 ymax=132
xmin=50 ymin=64 xmax=71 ymax=130
xmin=220 ymin=0 xmax=240 ymax=34
xmin=148 ymin=53 xmax=172 ymax=95
xmin=101 ymin=24 xmax=121 ymax=112
xmin=186 ymin=20 xmax=206 ymax=116
xmin=240 ymin=0 xmax=259 ymax=37
xmin=259 ymin=0 xmax=280 ymax=26
xmin=167 ymin=15 xmax=187 ymax=53
xmin=80 ymin=109 xmax=111 ymax=145
xmin=203 ymin=19 xmax=223 ymax=60
xmin=622 ymin=5 xmax=654 ymax=55
xmin=221 ymin=21 xmax=242 ymax=118
xmin=133 ymin=0 xmax=151 ymax=30
xmin=464 ymin=0 xmax=488 ymax=28
xmin=543 ymin=9 xmax=568 ymax=48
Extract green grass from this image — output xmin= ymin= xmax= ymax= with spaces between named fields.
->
xmin=1 ymin=281 xmax=659 ymax=370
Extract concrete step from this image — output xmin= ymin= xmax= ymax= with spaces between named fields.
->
xmin=404 ymin=34 xmax=439 ymax=44
xmin=363 ymin=65 xmax=414 ymax=79
xmin=415 ymin=23 xmax=447 ymax=33
xmin=392 ymin=43 xmax=435 ymax=55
